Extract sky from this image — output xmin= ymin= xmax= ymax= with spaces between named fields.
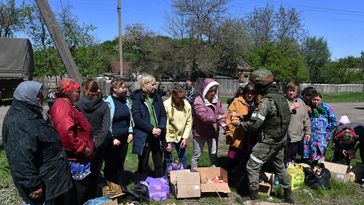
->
xmin=26 ymin=0 xmax=364 ymax=60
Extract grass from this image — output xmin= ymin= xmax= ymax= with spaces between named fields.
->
xmin=2 ymin=139 xmax=364 ymax=205
xmin=0 ymin=148 xmax=22 ymax=205
xmin=322 ymin=92 xmax=364 ymax=103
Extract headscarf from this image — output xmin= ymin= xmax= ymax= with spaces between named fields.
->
xmin=13 ymin=80 xmax=43 ymax=107
xmin=57 ymin=79 xmax=80 ymax=96
xmin=339 ymin=115 xmax=351 ymax=125
xmin=311 ymin=105 xmax=326 ymax=117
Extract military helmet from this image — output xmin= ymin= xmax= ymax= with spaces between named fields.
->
xmin=250 ymin=68 xmax=274 ymax=87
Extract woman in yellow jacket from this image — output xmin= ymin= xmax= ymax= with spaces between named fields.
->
xmin=164 ymin=84 xmax=192 ymax=171
xmin=226 ymin=82 xmax=258 ymax=185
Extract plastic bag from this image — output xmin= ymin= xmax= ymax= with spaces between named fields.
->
xmin=303 ymin=163 xmax=331 ymax=190
xmin=130 ymin=182 xmax=150 ymax=202
xmin=83 ymin=196 xmax=112 ymax=205
xmin=145 ymin=177 xmax=170 ymax=201
xmin=287 ymin=163 xmax=305 ymax=191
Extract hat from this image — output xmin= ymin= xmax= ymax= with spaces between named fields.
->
xmin=339 ymin=115 xmax=350 ymax=125
xmin=58 ymin=79 xmax=80 ymax=96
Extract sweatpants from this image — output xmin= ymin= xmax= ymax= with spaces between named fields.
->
xmin=191 ymin=135 xmax=218 ymax=169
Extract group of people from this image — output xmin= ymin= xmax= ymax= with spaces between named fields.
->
xmin=3 ymin=69 xmax=364 ymax=205
xmin=2 ymin=74 xmax=225 ymax=205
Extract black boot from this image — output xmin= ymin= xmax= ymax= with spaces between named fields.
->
xmin=249 ymin=189 xmax=259 ymax=200
xmin=284 ymin=188 xmax=295 ymax=204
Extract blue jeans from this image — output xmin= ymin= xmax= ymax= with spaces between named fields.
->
xmin=164 ymin=141 xmax=188 ymax=171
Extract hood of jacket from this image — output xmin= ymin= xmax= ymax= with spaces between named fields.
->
xmin=200 ymin=78 xmax=219 ymax=105
xmin=76 ymin=95 xmax=103 ymax=113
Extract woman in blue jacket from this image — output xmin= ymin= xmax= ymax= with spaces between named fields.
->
xmin=131 ymin=74 xmax=167 ymax=181
xmin=104 ymin=79 xmax=133 ymax=188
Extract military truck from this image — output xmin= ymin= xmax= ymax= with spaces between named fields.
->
xmin=0 ymin=38 xmax=34 ymax=104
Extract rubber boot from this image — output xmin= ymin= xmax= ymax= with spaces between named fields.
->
xmin=249 ymin=189 xmax=259 ymax=200
xmin=283 ymin=188 xmax=295 ymax=204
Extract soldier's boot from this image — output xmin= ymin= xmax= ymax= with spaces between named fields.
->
xmin=248 ymin=189 xmax=259 ymax=200
xmin=283 ymin=188 xmax=295 ymax=204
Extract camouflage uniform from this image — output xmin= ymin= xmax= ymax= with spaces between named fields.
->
xmin=239 ymin=68 xmax=293 ymax=202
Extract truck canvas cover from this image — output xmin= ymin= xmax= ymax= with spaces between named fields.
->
xmin=0 ymin=38 xmax=34 ymax=80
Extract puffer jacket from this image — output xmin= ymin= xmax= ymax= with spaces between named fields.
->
xmin=131 ymin=89 xmax=167 ymax=155
xmin=226 ymin=96 xmax=249 ymax=149
xmin=192 ymin=78 xmax=225 ymax=139
xmin=50 ymin=98 xmax=94 ymax=162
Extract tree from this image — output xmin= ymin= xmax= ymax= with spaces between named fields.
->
xmin=23 ymin=3 xmax=101 ymax=76
xmin=167 ymin=0 xmax=230 ymax=77
xmin=57 ymin=5 xmax=96 ymax=52
xmin=171 ymin=0 xmax=230 ymax=43
xmin=246 ymin=5 xmax=305 ymax=47
xmin=246 ymin=5 xmax=275 ymax=47
xmin=123 ymin=23 xmax=155 ymax=73
xmin=0 ymin=0 xmax=28 ymax=37
xmin=301 ymin=36 xmax=331 ymax=83
xmin=214 ymin=18 xmax=252 ymax=74
xmin=275 ymin=6 xmax=305 ymax=43
xmin=247 ymin=41 xmax=307 ymax=83
xmin=321 ymin=56 xmax=363 ymax=83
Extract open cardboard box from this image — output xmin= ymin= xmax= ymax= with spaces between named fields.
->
xmin=193 ymin=167 xmax=231 ymax=193
xmin=322 ymin=161 xmax=351 ymax=182
xmin=102 ymin=181 xmax=125 ymax=204
xmin=170 ymin=169 xmax=201 ymax=198
xmin=259 ymin=172 xmax=274 ymax=196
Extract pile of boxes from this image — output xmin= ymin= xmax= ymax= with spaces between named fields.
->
xmin=170 ymin=167 xmax=231 ymax=198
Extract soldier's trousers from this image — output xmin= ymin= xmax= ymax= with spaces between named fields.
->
xmin=246 ymin=142 xmax=290 ymax=191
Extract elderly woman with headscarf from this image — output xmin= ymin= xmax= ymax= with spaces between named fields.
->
xmin=49 ymin=79 xmax=94 ymax=205
xmin=2 ymin=81 xmax=73 ymax=205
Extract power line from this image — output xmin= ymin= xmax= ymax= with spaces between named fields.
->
xmin=233 ymin=0 xmax=364 ymax=17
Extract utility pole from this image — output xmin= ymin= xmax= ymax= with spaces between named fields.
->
xmin=117 ymin=0 xmax=123 ymax=78
xmin=35 ymin=0 xmax=82 ymax=84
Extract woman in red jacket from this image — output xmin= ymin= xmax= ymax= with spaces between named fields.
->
xmin=50 ymin=79 xmax=94 ymax=205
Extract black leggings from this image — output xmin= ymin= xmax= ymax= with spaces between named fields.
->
xmin=104 ymin=136 xmax=129 ymax=184
xmin=137 ymin=137 xmax=164 ymax=181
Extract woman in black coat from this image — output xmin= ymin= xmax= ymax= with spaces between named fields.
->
xmin=2 ymin=81 xmax=73 ymax=205
xmin=131 ymin=74 xmax=167 ymax=181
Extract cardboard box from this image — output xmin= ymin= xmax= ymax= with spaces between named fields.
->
xmin=322 ymin=161 xmax=351 ymax=182
xmin=102 ymin=181 xmax=125 ymax=199
xmin=259 ymin=172 xmax=274 ymax=196
xmin=193 ymin=167 xmax=231 ymax=193
xmin=170 ymin=169 xmax=201 ymax=198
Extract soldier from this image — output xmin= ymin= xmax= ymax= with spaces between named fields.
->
xmin=233 ymin=68 xmax=294 ymax=203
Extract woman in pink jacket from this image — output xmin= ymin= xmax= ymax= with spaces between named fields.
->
xmin=191 ymin=78 xmax=226 ymax=169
